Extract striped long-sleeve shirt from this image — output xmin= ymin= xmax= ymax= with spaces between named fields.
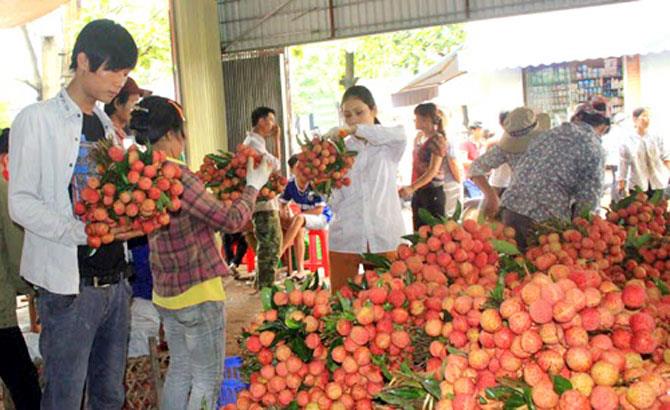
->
xmin=149 ymin=162 xmax=257 ymax=297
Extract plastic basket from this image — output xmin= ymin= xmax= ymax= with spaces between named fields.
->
xmin=218 ymin=356 xmax=248 ymax=407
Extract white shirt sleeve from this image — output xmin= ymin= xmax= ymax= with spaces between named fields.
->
xmin=355 ymin=124 xmax=407 ymax=163
xmin=8 ymin=108 xmax=88 ymax=247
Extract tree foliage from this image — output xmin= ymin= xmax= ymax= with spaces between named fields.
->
xmin=289 ymin=25 xmax=466 ymax=119
xmin=67 ymin=0 xmax=172 ymax=85
xmin=355 ymin=25 xmax=466 ymax=78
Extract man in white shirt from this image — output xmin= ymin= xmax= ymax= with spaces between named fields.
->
xmin=9 ymin=20 xmax=141 ymax=409
xmin=618 ymin=108 xmax=670 ymax=196
xmin=243 ymin=107 xmax=282 ymax=291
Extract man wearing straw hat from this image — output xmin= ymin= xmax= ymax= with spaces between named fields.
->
xmin=498 ymin=97 xmax=611 ymax=249
xmin=469 ymin=107 xmax=550 ymax=220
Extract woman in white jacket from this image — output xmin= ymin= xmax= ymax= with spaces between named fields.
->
xmin=326 ymin=86 xmax=407 ymax=291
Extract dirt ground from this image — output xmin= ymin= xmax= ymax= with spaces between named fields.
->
xmin=222 ymin=272 xmax=263 ymax=357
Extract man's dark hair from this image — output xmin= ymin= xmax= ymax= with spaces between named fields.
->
xmin=104 ymin=89 xmax=131 ymax=116
xmin=288 ymin=154 xmax=299 ymax=169
xmin=70 ymin=19 xmax=138 ymax=72
xmin=251 ymin=107 xmax=275 ymax=127
xmin=632 ymin=107 xmax=648 ymax=120
xmin=0 ymin=128 xmax=9 ymax=155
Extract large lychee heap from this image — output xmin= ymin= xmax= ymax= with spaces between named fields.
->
xmin=607 ymin=190 xmax=669 ymax=238
xmin=196 ymin=144 xmax=287 ymax=206
xmin=227 ymin=213 xmax=670 ymax=410
xmin=294 ymin=133 xmax=356 ymax=198
xmin=526 ymin=215 xmax=627 ymax=276
xmin=74 ymin=141 xmax=183 ymax=248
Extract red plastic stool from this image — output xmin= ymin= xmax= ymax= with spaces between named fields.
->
xmin=245 ymin=247 xmax=256 ymax=272
xmin=303 ymin=229 xmax=330 ymax=278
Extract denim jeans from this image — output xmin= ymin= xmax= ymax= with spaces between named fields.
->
xmin=156 ymin=301 xmax=225 ymax=410
xmin=37 ymin=280 xmax=131 ymax=410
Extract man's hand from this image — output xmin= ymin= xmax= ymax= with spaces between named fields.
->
xmin=272 ymin=124 xmax=281 ymax=140
xmin=111 ymin=225 xmax=144 ymax=241
xmin=481 ymin=193 xmax=501 ymax=220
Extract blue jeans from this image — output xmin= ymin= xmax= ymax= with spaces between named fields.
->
xmin=156 ymin=301 xmax=225 ymax=410
xmin=37 ymin=280 xmax=131 ymax=410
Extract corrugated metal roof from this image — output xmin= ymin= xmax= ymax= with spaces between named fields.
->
xmin=218 ymin=0 xmax=634 ymax=53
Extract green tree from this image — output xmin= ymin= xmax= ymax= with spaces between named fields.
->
xmin=289 ymin=25 xmax=466 ymax=122
xmin=355 ymin=25 xmax=466 ymax=78
xmin=67 ymin=0 xmax=172 ymax=86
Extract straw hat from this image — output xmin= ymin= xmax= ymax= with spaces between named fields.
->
xmin=499 ymin=107 xmax=550 ymax=153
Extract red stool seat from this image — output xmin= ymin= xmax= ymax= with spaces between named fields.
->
xmin=303 ymin=229 xmax=330 ymax=278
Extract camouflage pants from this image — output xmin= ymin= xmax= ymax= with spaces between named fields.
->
xmin=250 ymin=211 xmax=282 ymax=289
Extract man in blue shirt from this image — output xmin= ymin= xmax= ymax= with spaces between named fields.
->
xmin=279 ymin=155 xmax=332 ymax=275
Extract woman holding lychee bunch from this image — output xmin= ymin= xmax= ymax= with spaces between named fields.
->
xmin=129 ymin=96 xmax=272 ymax=410
xmin=323 ymin=85 xmax=407 ymax=291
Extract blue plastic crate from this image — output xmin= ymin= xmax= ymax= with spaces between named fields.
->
xmin=218 ymin=356 xmax=248 ymax=407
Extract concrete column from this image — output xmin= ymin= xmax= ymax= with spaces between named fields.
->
xmin=170 ymin=0 xmax=227 ymax=169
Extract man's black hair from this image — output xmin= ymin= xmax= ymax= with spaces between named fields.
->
xmin=288 ymin=154 xmax=299 ymax=169
xmin=251 ymin=107 xmax=275 ymax=127
xmin=632 ymin=107 xmax=648 ymax=120
xmin=70 ymin=19 xmax=138 ymax=72
xmin=104 ymin=89 xmax=131 ymax=116
xmin=0 ymin=128 xmax=9 ymax=155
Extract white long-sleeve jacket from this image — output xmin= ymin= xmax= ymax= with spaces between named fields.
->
xmin=328 ymin=124 xmax=407 ymax=254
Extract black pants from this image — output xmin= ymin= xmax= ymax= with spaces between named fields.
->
xmin=223 ymin=232 xmax=248 ymax=266
xmin=0 ymin=326 xmax=41 ymax=410
xmin=411 ymin=185 xmax=446 ymax=231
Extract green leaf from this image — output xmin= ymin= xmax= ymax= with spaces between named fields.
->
xmin=490 ymin=239 xmax=521 ymax=255
xmin=552 ymin=374 xmax=573 ymax=394
xmin=652 ymin=277 xmax=670 ymax=295
xmin=522 ymin=386 xmax=536 ymax=410
xmin=284 ymin=279 xmax=295 ymax=292
xmin=284 ymin=316 xmax=303 ymax=330
xmin=401 ymin=233 xmax=421 ymax=245
xmin=361 ymin=252 xmax=392 ymax=270
xmin=479 ymin=396 xmax=488 ymax=405
xmin=418 ymin=208 xmax=441 ymax=227
xmin=326 ymin=337 xmax=344 ymax=372
xmin=420 ymin=377 xmax=441 ymax=400
xmin=286 ymin=401 xmax=299 ymax=410
xmin=504 ymin=394 xmax=527 ymax=410
xmin=650 ymin=189 xmax=664 ymax=205
xmin=611 ymin=191 xmax=637 ymax=211
xmin=451 ymin=200 xmax=462 ymax=221
xmin=260 ymin=287 xmax=273 ymax=311
xmin=446 ymin=346 xmax=467 ymax=357
xmin=372 ymin=354 xmax=394 ymax=381
xmin=288 ymin=337 xmax=313 ymax=362
xmin=337 ymin=292 xmax=353 ymax=312
xmin=404 ymin=270 xmax=415 ymax=286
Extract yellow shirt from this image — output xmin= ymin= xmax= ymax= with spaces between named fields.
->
xmin=153 ymin=277 xmax=226 ymax=310
xmin=152 ymin=156 xmax=226 ymax=310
